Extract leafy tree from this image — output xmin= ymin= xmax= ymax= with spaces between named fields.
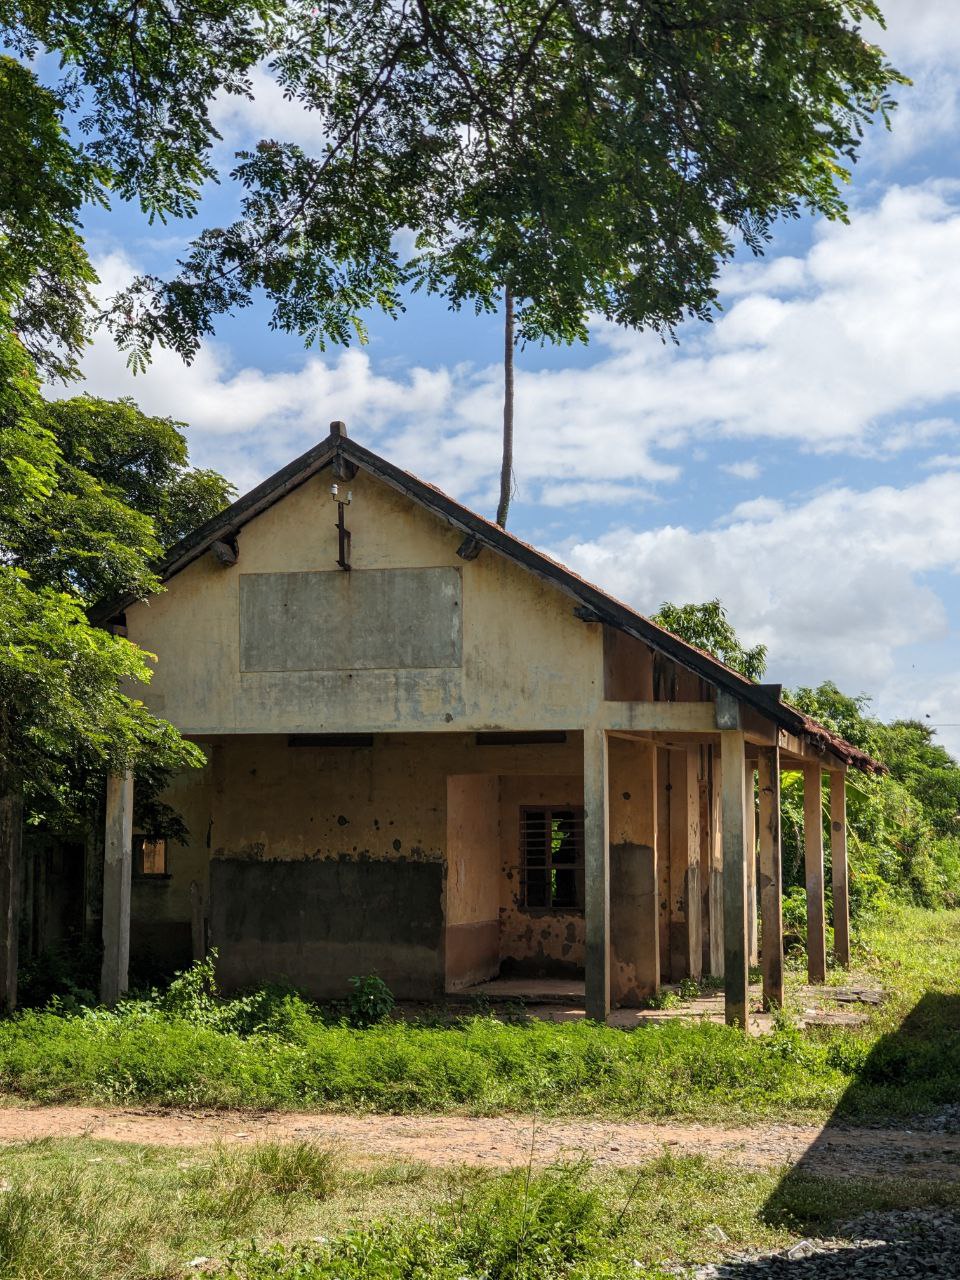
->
xmin=2 ymin=4 xmax=904 ymax=525
xmin=654 ymin=599 xmax=767 ymax=680
xmin=39 ymin=397 xmax=236 ymax=553
xmin=0 ymin=331 xmax=231 ymax=1008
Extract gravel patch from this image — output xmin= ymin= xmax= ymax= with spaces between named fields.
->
xmin=688 ymin=1210 xmax=960 ymax=1277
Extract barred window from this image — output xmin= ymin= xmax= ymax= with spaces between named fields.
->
xmin=519 ymin=807 xmax=585 ymax=911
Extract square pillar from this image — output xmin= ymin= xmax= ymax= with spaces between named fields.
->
xmin=656 ymin=748 xmax=671 ymax=977
xmin=830 ymin=771 xmax=850 ymax=968
xmin=101 ymin=770 xmax=134 ymax=1005
xmin=584 ymin=729 xmax=610 ymax=1021
xmin=708 ymin=745 xmax=724 ymax=978
xmin=745 ymin=761 xmax=758 ymax=969
xmin=721 ymin=729 xmax=748 ymax=1027
xmin=668 ymin=747 xmax=702 ymax=981
xmin=610 ymin=737 xmax=659 ymax=1005
xmin=757 ymin=746 xmax=784 ymax=1010
xmin=803 ymin=764 xmax=827 ymax=985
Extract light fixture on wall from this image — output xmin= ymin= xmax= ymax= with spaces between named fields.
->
xmin=331 ymin=482 xmax=352 ymax=570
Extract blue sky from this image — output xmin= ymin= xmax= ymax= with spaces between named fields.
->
xmin=62 ymin=0 xmax=960 ymax=754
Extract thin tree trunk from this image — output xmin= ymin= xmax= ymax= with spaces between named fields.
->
xmin=496 ymin=285 xmax=515 ymax=528
xmin=0 ymin=729 xmax=22 ymax=1015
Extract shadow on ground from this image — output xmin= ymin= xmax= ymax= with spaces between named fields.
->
xmin=703 ymin=993 xmax=960 ymax=1276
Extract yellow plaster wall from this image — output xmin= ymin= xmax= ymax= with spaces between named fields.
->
xmin=136 ymin=735 xmax=584 ymax=921
xmin=123 ymin=468 xmax=603 ymax=736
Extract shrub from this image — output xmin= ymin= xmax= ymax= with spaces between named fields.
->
xmin=347 ymin=975 xmax=395 ymax=1028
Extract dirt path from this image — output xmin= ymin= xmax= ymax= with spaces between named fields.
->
xmin=0 ymin=1104 xmax=955 ymax=1181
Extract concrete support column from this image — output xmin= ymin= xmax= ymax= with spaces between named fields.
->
xmin=745 ymin=761 xmax=758 ymax=970
xmin=757 ymin=746 xmax=784 ymax=1010
xmin=0 ymin=789 xmax=23 ymax=1014
xmin=721 ymin=729 xmax=749 ymax=1027
xmin=668 ymin=747 xmax=702 ymax=981
xmin=830 ymin=771 xmax=850 ymax=968
xmin=708 ymin=745 xmax=724 ymax=978
xmin=610 ymin=737 xmax=659 ymax=1006
xmin=584 ymin=729 xmax=610 ymax=1022
xmin=803 ymin=764 xmax=827 ymax=985
xmin=101 ymin=771 xmax=133 ymax=1006
xmin=656 ymin=749 xmax=671 ymax=978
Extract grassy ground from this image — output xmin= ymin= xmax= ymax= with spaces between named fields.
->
xmin=0 ymin=905 xmax=957 ymax=1124
xmin=0 ymin=1136 xmax=958 ymax=1280
xmin=0 ymin=907 xmax=957 ymax=1279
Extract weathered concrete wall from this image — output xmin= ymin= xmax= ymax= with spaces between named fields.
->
xmin=445 ymin=775 xmax=500 ymax=988
xmin=210 ymin=856 xmax=444 ymax=998
xmin=498 ymin=774 xmax=585 ymax=976
xmin=239 ymin=567 xmax=462 ymax=672
xmin=123 ymin=469 xmax=603 ymax=735
xmin=135 ymin=734 xmax=584 ymax=995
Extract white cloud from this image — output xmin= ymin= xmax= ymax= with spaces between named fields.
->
xmin=720 ymin=460 xmax=761 ymax=481
xmin=74 ymin=181 xmax=960 ymax=504
xmin=536 ymin=480 xmax=656 ymax=508
xmin=210 ymin=65 xmax=330 ymax=152
xmin=861 ymin=0 xmax=960 ymax=165
xmin=554 ymin=472 xmax=960 ymax=690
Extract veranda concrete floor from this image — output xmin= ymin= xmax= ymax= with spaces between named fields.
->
xmin=445 ymin=976 xmax=878 ymax=1034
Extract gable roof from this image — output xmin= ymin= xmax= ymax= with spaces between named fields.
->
xmin=96 ymin=425 xmax=883 ymax=774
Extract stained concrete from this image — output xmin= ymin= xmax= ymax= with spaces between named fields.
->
xmin=239 ymin=567 xmax=462 ymax=672
xmin=210 ymin=855 xmax=444 ymax=999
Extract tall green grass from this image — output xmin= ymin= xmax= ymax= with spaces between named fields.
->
xmin=0 ymin=1137 xmax=957 ymax=1280
xmin=0 ymin=905 xmax=957 ymax=1123
xmin=0 ymin=1006 xmax=855 ymax=1118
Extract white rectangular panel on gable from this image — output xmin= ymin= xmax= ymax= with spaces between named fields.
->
xmin=239 ymin=567 xmax=463 ymax=672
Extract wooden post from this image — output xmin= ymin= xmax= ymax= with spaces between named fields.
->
xmin=721 ymin=728 xmax=749 ymax=1027
xmin=708 ymin=745 xmax=724 ymax=978
xmin=803 ymin=764 xmax=826 ymax=985
xmin=745 ymin=762 xmax=758 ymax=970
xmin=830 ymin=771 xmax=850 ymax=968
xmin=100 ymin=771 xmax=134 ymax=1006
xmin=757 ymin=746 xmax=784 ymax=1010
xmin=584 ymin=729 xmax=610 ymax=1021
xmin=0 ymin=789 xmax=23 ymax=1014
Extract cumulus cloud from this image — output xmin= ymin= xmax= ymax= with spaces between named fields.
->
xmin=554 ymin=471 xmax=960 ymax=690
xmin=720 ymin=460 xmax=761 ymax=481
xmin=75 ymin=181 xmax=960 ymax=505
xmin=209 ymin=65 xmax=330 ymax=152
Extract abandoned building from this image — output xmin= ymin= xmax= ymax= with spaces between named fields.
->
xmin=82 ymin=422 xmax=880 ymax=1026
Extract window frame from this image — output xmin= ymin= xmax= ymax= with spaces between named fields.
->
xmin=518 ymin=805 xmax=586 ymax=914
xmin=132 ymin=834 xmax=170 ymax=880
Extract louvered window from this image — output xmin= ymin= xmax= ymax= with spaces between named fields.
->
xmin=519 ymin=807 xmax=585 ymax=911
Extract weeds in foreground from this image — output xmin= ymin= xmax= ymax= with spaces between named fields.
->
xmin=0 ymin=1137 xmax=959 ymax=1280
xmin=0 ymin=906 xmax=958 ymax=1124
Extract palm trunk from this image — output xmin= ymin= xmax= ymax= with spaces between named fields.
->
xmin=496 ymin=285 xmax=515 ymax=528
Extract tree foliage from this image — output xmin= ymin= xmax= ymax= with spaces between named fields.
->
xmin=1 ymin=3 xmax=904 ymax=380
xmin=654 ymin=598 xmax=767 ymax=680
xmin=0 ymin=329 xmax=232 ymax=856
